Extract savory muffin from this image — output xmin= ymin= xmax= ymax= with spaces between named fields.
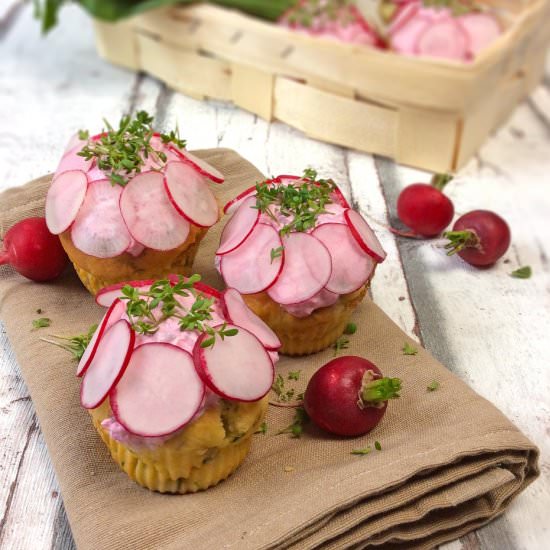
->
xmin=45 ymin=111 xmax=223 ymax=295
xmin=216 ymin=171 xmax=386 ymax=355
xmin=77 ymin=275 xmax=279 ymax=493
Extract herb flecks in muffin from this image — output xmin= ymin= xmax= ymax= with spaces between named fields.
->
xmin=40 ymin=323 xmax=98 ymax=360
xmin=120 ymin=275 xmax=238 ymax=346
xmin=77 ymin=110 xmax=186 ymax=186
xmin=255 ymin=168 xmax=337 ymax=236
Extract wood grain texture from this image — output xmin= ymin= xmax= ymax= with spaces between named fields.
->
xmin=0 ymin=4 xmax=549 ymax=550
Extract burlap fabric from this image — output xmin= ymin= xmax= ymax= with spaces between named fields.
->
xmin=0 ymin=149 xmax=538 ymax=549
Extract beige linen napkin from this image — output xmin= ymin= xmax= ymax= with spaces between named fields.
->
xmin=0 ymin=149 xmax=539 ymax=550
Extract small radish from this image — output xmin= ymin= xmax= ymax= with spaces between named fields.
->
xmin=444 ymin=210 xmax=511 ymax=267
xmin=0 ymin=217 xmax=68 ymax=282
xmin=304 ymin=356 xmax=402 ymax=437
xmin=396 ymin=174 xmax=454 ymax=237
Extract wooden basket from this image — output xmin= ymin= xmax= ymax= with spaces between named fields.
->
xmin=93 ymin=1 xmax=550 ymax=172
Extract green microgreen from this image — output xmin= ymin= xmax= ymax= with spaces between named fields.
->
xmin=351 ymin=447 xmax=372 ymax=456
xmin=402 ymin=342 xmax=418 ymax=355
xmin=40 ymin=323 xmax=98 ymax=361
xmin=271 ymin=374 xmax=296 ymax=402
xmin=277 ymin=407 xmax=308 ymax=438
xmin=77 ymin=110 xmax=186 ymax=186
xmin=375 ymin=441 xmax=382 ymax=451
xmin=119 ymin=274 xmax=238 ymax=345
xmin=255 ymin=168 xmax=337 ymax=236
xmin=270 ymin=246 xmax=284 ymax=263
xmin=510 ymin=266 xmax=532 ymax=279
xmin=427 ymin=380 xmax=440 ymax=392
xmin=33 ymin=317 xmax=51 ymax=329
xmin=288 ymin=370 xmax=301 ymax=381
xmin=344 ymin=322 xmax=357 ymax=335
xmin=333 ymin=336 xmax=350 ymax=356
xmin=255 ymin=421 xmax=268 ymax=435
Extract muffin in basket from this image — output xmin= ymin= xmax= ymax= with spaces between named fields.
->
xmin=45 ymin=111 xmax=223 ymax=295
xmin=77 ymin=275 xmax=280 ymax=493
xmin=216 ymin=170 xmax=386 ymax=356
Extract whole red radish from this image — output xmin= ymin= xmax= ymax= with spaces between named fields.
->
xmin=444 ymin=210 xmax=511 ymax=267
xmin=397 ymin=174 xmax=454 ymax=237
xmin=0 ymin=217 xmax=68 ymax=281
xmin=304 ymin=356 xmax=401 ymax=437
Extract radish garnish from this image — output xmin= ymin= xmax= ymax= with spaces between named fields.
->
xmin=222 ymin=288 xmax=281 ymax=350
xmin=45 ymin=170 xmax=88 ymax=235
xmin=216 ymin=196 xmax=260 ymax=255
xmin=120 ymin=171 xmax=190 ymax=251
xmin=71 ymin=179 xmax=132 ymax=258
xmin=267 ymin=232 xmax=332 ymax=305
xmin=80 ymin=319 xmax=135 ymax=409
xmin=223 ymin=185 xmax=257 ymax=215
xmin=458 ymin=13 xmax=501 ymax=56
xmin=111 ymin=343 xmax=205 ymax=437
xmin=391 ymin=15 xmax=430 ymax=54
xmin=193 ymin=325 xmax=274 ymax=402
xmin=54 ymin=144 xmax=93 ymax=179
xmin=96 ymin=279 xmax=154 ymax=307
xmin=220 ymin=223 xmax=283 ymax=294
xmin=164 ymin=161 xmax=219 ymax=228
xmin=170 ymin=147 xmax=224 ymax=183
xmin=77 ymin=299 xmax=126 ymax=377
xmin=331 ymin=185 xmax=350 ymax=209
xmin=416 ymin=18 xmax=468 ymax=60
xmin=344 ymin=209 xmax=387 ymax=263
xmin=312 ymin=223 xmax=375 ymax=294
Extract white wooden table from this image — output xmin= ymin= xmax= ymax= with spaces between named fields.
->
xmin=1 ymin=3 xmax=549 ymax=549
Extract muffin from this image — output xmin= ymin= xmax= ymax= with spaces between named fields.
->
xmin=216 ymin=171 xmax=387 ymax=356
xmin=45 ymin=111 xmax=223 ymax=295
xmin=77 ymin=275 xmax=279 ymax=493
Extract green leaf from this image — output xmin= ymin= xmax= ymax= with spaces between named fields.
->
xmin=427 ymin=380 xmax=440 ymax=392
xmin=402 ymin=342 xmax=418 ymax=356
xmin=510 ymin=266 xmax=532 ymax=279
xmin=255 ymin=421 xmax=268 ymax=435
xmin=288 ymin=370 xmax=301 ymax=381
xmin=374 ymin=441 xmax=382 ymax=451
xmin=33 ymin=317 xmax=51 ymax=329
xmin=344 ymin=322 xmax=357 ymax=335
xmin=351 ymin=447 xmax=372 ymax=456
xmin=277 ymin=407 xmax=308 ymax=438
xmin=333 ymin=336 xmax=350 ymax=356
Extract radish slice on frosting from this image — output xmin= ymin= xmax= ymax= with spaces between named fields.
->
xmin=80 ymin=319 xmax=135 ymax=409
xmin=164 ymin=161 xmax=219 ymax=228
xmin=267 ymin=232 xmax=332 ymax=305
xmin=312 ymin=223 xmax=375 ymax=294
xmin=170 ymin=147 xmax=224 ymax=183
xmin=111 ymin=343 xmax=205 ymax=437
xmin=222 ymin=288 xmax=281 ymax=350
xmin=416 ymin=18 xmax=468 ymax=60
xmin=220 ymin=223 xmax=283 ymax=294
xmin=193 ymin=325 xmax=274 ymax=402
xmin=458 ymin=13 xmax=500 ymax=55
xmin=71 ymin=179 xmax=132 ymax=258
xmin=77 ymin=299 xmax=126 ymax=377
xmin=45 ymin=170 xmax=88 ymax=235
xmin=344 ymin=209 xmax=386 ymax=263
xmin=216 ymin=196 xmax=260 ymax=255
xmin=223 ymin=185 xmax=257 ymax=215
xmin=54 ymin=144 xmax=93 ymax=179
xmin=120 ymin=171 xmax=190 ymax=251
xmin=391 ymin=15 xmax=430 ymax=54
xmin=96 ymin=279 xmax=154 ymax=307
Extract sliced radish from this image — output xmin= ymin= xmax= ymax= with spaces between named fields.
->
xmin=193 ymin=325 xmax=274 ymax=402
xmin=458 ymin=13 xmax=501 ymax=56
xmin=164 ymin=161 xmax=219 ymax=228
xmin=63 ymin=133 xmax=86 ymax=154
xmin=45 ymin=170 xmax=88 ymax=235
xmin=222 ymin=288 xmax=281 ymax=350
xmin=96 ymin=279 xmax=154 ymax=307
xmin=111 ymin=343 xmax=205 ymax=437
xmin=80 ymin=319 xmax=135 ymax=409
xmin=140 ymin=135 xmax=181 ymax=172
xmin=312 ymin=223 xmax=375 ymax=294
xmin=391 ymin=15 xmax=430 ymax=54
xmin=223 ymin=185 xmax=257 ymax=215
xmin=54 ymin=145 xmax=92 ymax=179
xmin=71 ymin=179 xmax=132 ymax=258
xmin=125 ymin=240 xmax=145 ymax=257
xmin=220 ymin=223 xmax=283 ymax=294
xmin=389 ymin=2 xmax=420 ymax=35
xmin=77 ymin=299 xmax=126 ymax=377
xmin=120 ymin=171 xmax=190 ymax=251
xmin=193 ymin=281 xmax=222 ymax=300
xmin=276 ymin=175 xmax=305 ymax=187
xmin=344 ymin=209 xmax=387 ymax=263
xmin=216 ymin=196 xmax=260 ymax=255
xmin=267 ymin=232 xmax=332 ymax=305
xmin=331 ymin=185 xmax=350 ymax=208
xmin=86 ymin=164 xmax=106 ymax=183
xmin=170 ymin=147 xmax=224 ymax=183
xmin=416 ymin=18 xmax=468 ymax=60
